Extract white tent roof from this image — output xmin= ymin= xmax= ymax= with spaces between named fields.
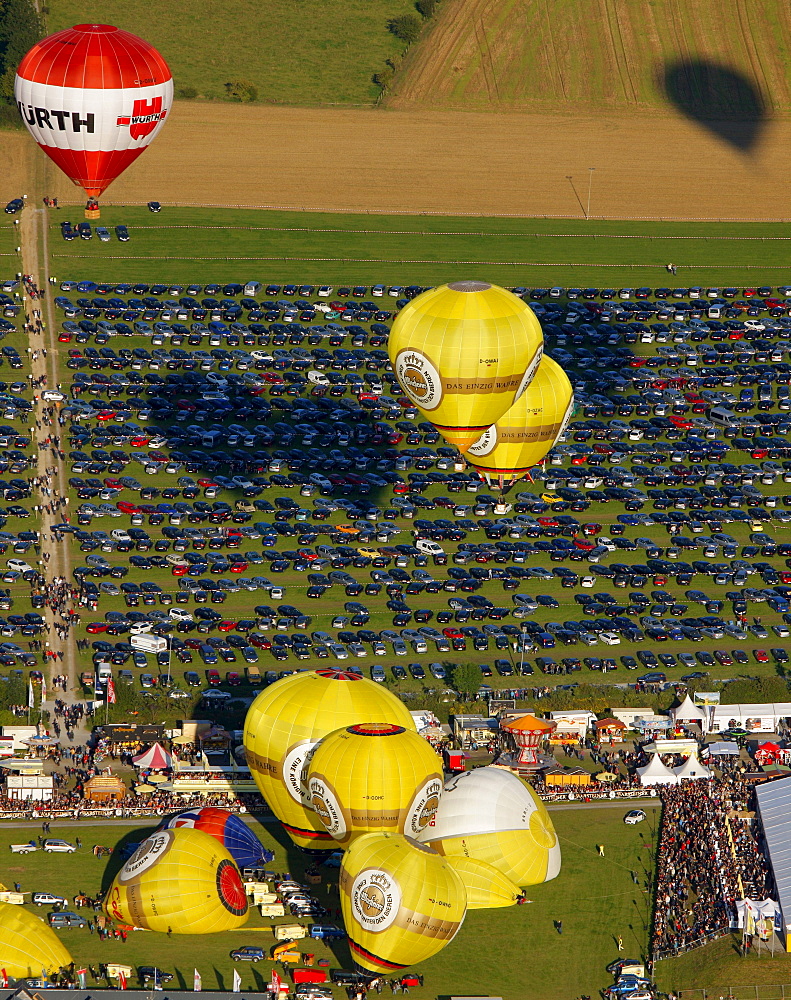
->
xmin=636 ymin=753 xmax=678 ymax=786
xmin=735 ymin=898 xmax=781 ymax=929
xmin=707 ymin=741 xmax=741 ymax=756
xmin=672 ymin=694 xmax=707 ymax=723
xmin=674 ymin=754 xmax=712 ymax=781
xmin=755 ymin=776 xmax=791 ymax=929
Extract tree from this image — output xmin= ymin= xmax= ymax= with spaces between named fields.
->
xmin=451 ymin=662 xmax=483 ymax=697
xmin=225 ymin=79 xmax=258 ymax=103
xmin=0 ymin=0 xmax=43 ymax=102
xmin=388 ymin=14 xmax=422 ymax=45
xmin=416 ymin=0 xmax=437 ymax=18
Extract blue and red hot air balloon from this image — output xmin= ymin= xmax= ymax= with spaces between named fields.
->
xmin=161 ymin=808 xmax=274 ymax=870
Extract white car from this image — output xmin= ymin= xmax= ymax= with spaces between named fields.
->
xmin=43 ymin=839 xmax=76 ymax=853
xmin=168 ymin=608 xmax=193 ymax=621
xmin=32 ymin=892 xmax=68 ymax=906
xmin=624 ymin=810 xmax=646 ymax=826
xmin=6 ymin=558 xmax=32 ymax=574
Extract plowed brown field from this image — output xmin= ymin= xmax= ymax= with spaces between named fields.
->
xmin=4 ymin=100 xmax=791 ymax=220
xmin=387 ymin=0 xmax=791 ymax=114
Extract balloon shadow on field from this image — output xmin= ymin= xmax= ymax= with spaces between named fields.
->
xmin=99 ymin=822 xmax=160 ymax=892
xmin=661 ymin=59 xmax=767 ymax=152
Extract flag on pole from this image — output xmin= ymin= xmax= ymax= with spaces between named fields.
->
xmin=77 ymin=969 xmax=87 ymax=989
xmin=270 ymin=970 xmax=282 ymax=996
xmin=232 ymin=969 xmax=242 ymax=993
xmin=1 ymin=969 xmax=8 ymax=988
xmin=107 ymin=676 xmax=117 ymax=704
xmin=194 ymin=969 xmax=202 ymax=992
xmin=119 ymin=970 xmax=127 ymax=990
xmin=27 ymin=678 xmax=34 ymax=708
xmin=40 ymin=674 xmax=46 ymax=703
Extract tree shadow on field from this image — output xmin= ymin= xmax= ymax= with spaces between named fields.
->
xmin=661 ymin=59 xmax=767 ymax=152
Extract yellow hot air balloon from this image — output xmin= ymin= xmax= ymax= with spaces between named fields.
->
xmin=465 ymin=355 xmax=574 ymax=489
xmin=340 ymin=833 xmax=466 ymax=973
xmin=418 ymin=766 xmax=561 ymax=886
xmin=443 ymin=856 xmax=522 ymax=909
xmin=307 ymin=722 xmax=443 ymax=846
xmin=0 ymin=902 xmax=73 ymax=980
xmin=104 ymin=828 xmax=249 ymax=934
xmin=388 ymin=281 xmax=543 ymax=451
xmin=243 ymin=669 xmax=416 ymax=849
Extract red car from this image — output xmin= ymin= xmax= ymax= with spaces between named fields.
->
xmin=86 ymin=622 xmax=109 ymax=633
xmin=218 ymin=620 xmax=238 ymax=631
xmin=754 ymin=649 xmax=769 ymax=663
xmin=206 ymin=669 xmax=221 ymax=685
xmin=442 ymin=627 xmax=463 ymax=638
xmin=226 ymin=671 xmax=241 ymax=686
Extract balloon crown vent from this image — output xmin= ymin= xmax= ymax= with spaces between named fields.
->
xmin=447 ymin=280 xmax=491 ymax=292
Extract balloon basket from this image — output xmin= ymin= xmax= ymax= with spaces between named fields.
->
xmin=306 ymin=872 xmax=321 ymax=885
xmin=85 ymin=208 xmax=100 ymax=220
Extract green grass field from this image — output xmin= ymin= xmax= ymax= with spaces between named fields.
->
xmin=46 ymin=207 xmax=791 ymax=287
xmin=0 ymin=807 xmax=655 ymax=998
xmin=46 ymin=0 xmax=416 ymax=105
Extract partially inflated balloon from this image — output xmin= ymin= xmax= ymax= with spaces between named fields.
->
xmin=104 ymin=828 xmax=249 ymax=934
xmin=0 ymin=903 xmax=73 ymax=979
xmin=466 ymin=356 xmax=574 ymax=488
xmin=15 ymin=24 xmax=172 ymax=197
xmin=243 ymin=669 xmax=416 ymax=849
xmin=161 ymin=807 xmax=273 ymax=869
xmin=418 ymin=767 xmax=560 ymax=886
xmin=307 ymin=723 xmax=443 ymax=846
xmin=388 ymin=282 xmax=543 ymax=451
xmin=340 ymin=833 xmax=466 ymax=973
xmin=443 ymin=857 xmax=521 ymax=909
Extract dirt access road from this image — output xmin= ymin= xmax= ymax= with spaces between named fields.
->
xmin=4 ymin=101 xmax=791 ymax=220
xmin=18 ymin=205 xmax=83 ymax=731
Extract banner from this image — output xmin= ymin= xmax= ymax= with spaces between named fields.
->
xmin=270 ymin=970 xmax=282 ymax=995
xmin=119 ymin=970 xmax=127 ymax=990
xmin=107 ymin=676 xmax=117 ymax=704
xmin=194 ymin=969 xmax=202 ymax=992
xmin=233 ymin=969 xmax=242 ymax=993
xmin=1 ymin=969 xmax=8 ymax=988
xmin=77 ymin=969 xmax=87 ymax=989
xmin=40 ymin=675 xmax=46 ymax=703
xmin=27 ymin=678 xmax=34 ymax=708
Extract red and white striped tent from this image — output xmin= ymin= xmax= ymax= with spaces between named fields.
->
xmin=131 ymin=742 xmax=172 ymax=771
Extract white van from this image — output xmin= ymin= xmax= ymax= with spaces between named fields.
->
xmin=244 ymin=280 xmax=261 ymax=297
xmin=415 ymin=539 xmax=444 ymax=557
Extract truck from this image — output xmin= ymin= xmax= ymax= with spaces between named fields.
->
xmin=293 ymin=969 xmax=328 ymax=984
xmin=245 ymin=665 xmax=262 ymax=685
xmin=309 ymin=924 xmax=345 ymax=941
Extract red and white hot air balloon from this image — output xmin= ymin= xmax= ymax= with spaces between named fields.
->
xmin=15 ymin=24 xmax=172 ymax=199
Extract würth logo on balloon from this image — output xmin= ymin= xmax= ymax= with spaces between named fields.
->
xmin=117 ymin=97 xmax=167 ymax=139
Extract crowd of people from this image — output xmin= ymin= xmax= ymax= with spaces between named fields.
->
xmin=652 ymin=774 xmax=771 ymax=960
